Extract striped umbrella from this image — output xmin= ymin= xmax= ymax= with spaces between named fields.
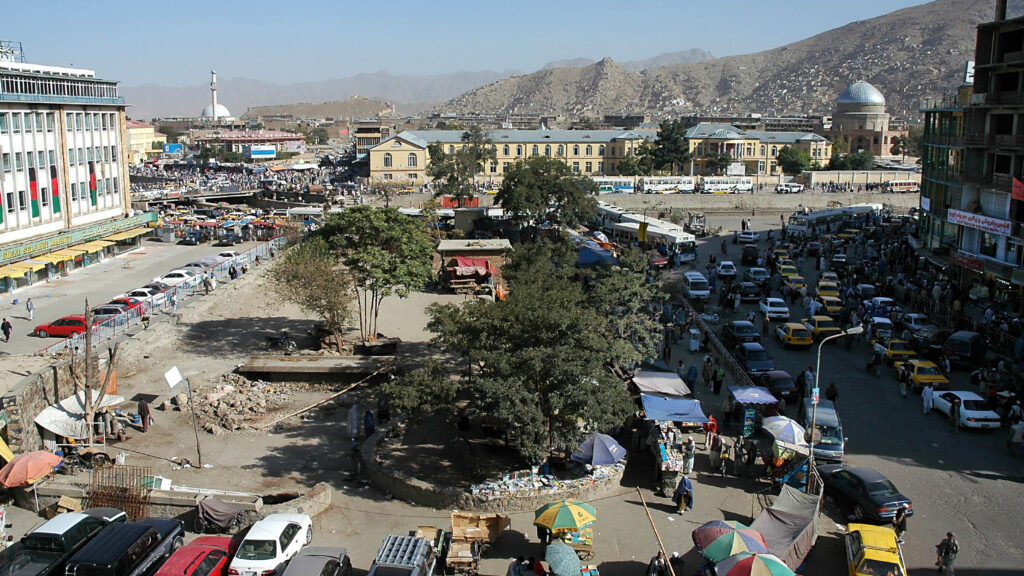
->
xmin=713 ymin=553 xmax=795 ymax=576
xmin=534 ymin=499 xmax=597 ymax=532
xmin=691 ymin=520 xmax=769 ymax=563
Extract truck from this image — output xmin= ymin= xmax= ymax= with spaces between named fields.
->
xmin=64 ymin=518 xmax=184 ymax=576
xmin=0 ymin=509 xmax=127 ymax=576
xmin=366 ymin=533 xmax=441 ymax=576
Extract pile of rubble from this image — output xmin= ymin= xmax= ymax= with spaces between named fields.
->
xmin=195 ymin=373 xmax=293 ymax=434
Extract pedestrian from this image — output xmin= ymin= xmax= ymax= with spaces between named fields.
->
xmin=713 ymin=365 xmax=725 ymax=395
xmin=676 ymin=360 xmax=686 ymax=381
xmin=203 ymin=275 xmax=212 ymax=295
xmin=1008 ymin=400 xmax=1022 ymax=426
xmin=669 ymin=552 xmax=684 ymax=576
xmin=825 ymin=381 xmax=838 ymax=404
xmin=935 ymin=532 xmax=958 ymax=574
xmin=892 ymin=504 xmax=908 ymax=543
xmin=703 ymin=415 xmax=717 ymax=449
xmin=683 ymin=436 xmax=696 ymax=474
xmin=1006 ymin=419 xmax=1024 ymax=456
xmin=763 ymin=313 xmax=770 ymax=336
xmin=25 ymin=298 xmax=34 ymax=320
xmin=364 ymin=409 xmax=375 ymax=438
xmin=536 ymin=525 xmax=550 ymax=546
xmin=169 ymin=292 xmax=178 ymax=314
xmin=529 ymin=557 xmax=546 ymax=576
xmin=950 ymin=398 xmax=961 ymax=432
xmin=0 ymin=318 xmax=11 ymax=342
xmin=702 ymin=357 xmax=713 ymax=390
xmin=671 ymin=475 xmax=694 ymax=515
xmin=922 ymin=383 xmax=934 ymax=414
xmin=228 ymin=264 xmax=237 ymax=280
xmin=506 ymin=557 xmax=526 ymax=576
xmin=805 ymin=366 xmax=816 ymax=395
xmin=137 ymin=399 xmax=153 ymax=433
xmin=685 ymin=364 xmax=698 ymax=390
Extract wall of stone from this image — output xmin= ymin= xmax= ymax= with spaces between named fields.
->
xmin=2 ymin=357 xmax=86 ymax=454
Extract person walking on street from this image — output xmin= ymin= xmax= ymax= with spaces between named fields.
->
xmin=923 ymin=383 xmax=934 ymax=414
xmin=1007 ymin=419 xmax=1024 ymax=456
xmin=25 ymin=298 xmax=34 ymax=320
xmin=169 ymin=292 xmax=178 ymax=314
xmin=0 ymin=318 xmax=11 ymax=343
xmin=892 ymin=504 xmax=908 ymax=543
xmin=935 ymin=532 xmax=958 ymax=574
xmin=672 ymin=475 xmax=694 ymax=515
xmin=647 ymin=551 xmax=670 ymax=576
xmin=825 ymin=381 xmax=838 ymax=405
xmin=950 ymin=398 xmax=961 ymax=432
xmin=683 ymin=436 xmax=697 ymax=474
xmin=704 ymin=415 xmax=718 ymax=449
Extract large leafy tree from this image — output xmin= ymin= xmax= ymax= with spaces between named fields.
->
xmin=776 ymin=146 xmax=812 ymax=175
xmin=321 ymin=206 xmax=434 ymax=341
xmin=651 ymin=119 xmax=692 ymax=174
xmin=889 ymin=136 xmax=907 ymax=163
xmin=828 ymin=151 xmax=875 ymax=171
xmin=426 ymin=126 xmax=496 ymax=206
xmin=268 ymin=237 xmax=355 ymax=347
xmin=705 ymin=153 xmax=733 ymax=175
xmin=617 ymin=141 xmax=656 ymax=176
xmin=496 ymin=155 xmax=598 ymax=231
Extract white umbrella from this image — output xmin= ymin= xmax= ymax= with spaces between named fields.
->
xmin=571 ymin=433 xmax=627 ymax=466
xmin=761 ymin=416 xmax=809 ymax=452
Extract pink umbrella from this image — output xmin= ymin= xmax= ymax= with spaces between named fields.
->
xmin=0 ymin=451 xmax=62 ymax=487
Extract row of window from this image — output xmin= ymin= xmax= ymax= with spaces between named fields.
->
xmin=0 ymin=74 xmax=119 ymax=99
xmin=382 ymin=153 xmax=415 ymax=168
xmin=0 ymin=111 xmax=118 ymax=134
xmin=67 ymin=112 xmax=118 ymax=132
xmin=3 ymin=176 xmax=119 ymax=215
xmin=2 ymin=146 xmax=116 ymax=172
xmin=694 ymin=143 xmax=827 ymax=158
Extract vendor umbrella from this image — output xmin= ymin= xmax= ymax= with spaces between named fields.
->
xmin=761 ymin=416 xmax=808 ymax=450
xmin=691 ymin=520 xmax=769 ymax=563
xmin=571 ymin=433 xmax=626 ymax=466
xmin=534 ymin=499 xmax=596 ymax=532
xmin=545 ymin=541 xmax=582 ymax=576
xmin=0 ymin=451 xmax=62 ymax=488
xmin=713 ymin=553 xmax=795 ymax=576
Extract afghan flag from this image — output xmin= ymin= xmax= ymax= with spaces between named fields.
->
xmin=1014 ymin=177 xmax=1024 ymax=202
xmin=0 ymin=176 xmax=4 ymax=224
xmin=28 ymin=167 xmax=39 ymax=218
xmin=50 ymin=165 xmax=60 ymax=213
xmin=88 ymin=161 xmax=97 ymax=206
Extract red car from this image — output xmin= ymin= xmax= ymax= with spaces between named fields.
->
xmin=34 ymin=315 xmax=96 ymax=338
xmin=109 ymin=296 xmax=148 ymax=311
xmin=156 ymin=536 xmax=237 ymax=576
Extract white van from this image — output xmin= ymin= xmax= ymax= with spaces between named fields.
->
xmin=682 ymin=271 xmax=711 ymax=300
xmin=775 ymin=183 xmax=804 ymax=194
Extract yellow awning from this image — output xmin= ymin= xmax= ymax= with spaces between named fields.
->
xmin=49 ymin=248 xmax=86 ymax=259
xmin=104 ymin=227 xmax=149 ymax=241
xmin=0 ymin=436 xmax=14 ymax=463
xmin=84 ymin=239 xmax=115 ymax=248
xmin=0 ymin=266 xmax=27 ymax=279
xmin=8 ymin=260 xmax=47 ymax=272
xmin=33 ymin=252 xmax=73 ymax=263
xmin=77 ymin=242 xmax=108 ymax=253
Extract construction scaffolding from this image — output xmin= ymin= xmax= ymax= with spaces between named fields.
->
xmin=87 ymin=465 xmax=152 ymax=520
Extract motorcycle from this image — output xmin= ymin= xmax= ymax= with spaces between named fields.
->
xmin=195 ymin=497 xmax=245 ymax=533
xmin=265 ymin=331 xmax=297 ymax=352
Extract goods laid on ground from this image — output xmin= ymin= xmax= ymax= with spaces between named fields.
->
xmin=469 ymin=463 xmax=624 ymax=501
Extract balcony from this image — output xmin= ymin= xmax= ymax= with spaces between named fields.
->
xmin=982 ymin=91 xmax=1024 ymax=106
xmin=922 ymin=134 xmax=965 ymax=147
xmin=965 ymin=134 xmax=993 ymax=147
xmin=994 ymin=134 xmax=1024 ymax=149
xmin=962 ymin=172 xmax=1014 ymax=190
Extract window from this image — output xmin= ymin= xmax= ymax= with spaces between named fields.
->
xmin=41 ymin=186 xmax=48 ymax=207
xmin=78 ymin=148 xmax=85 ymax=164
xmin=598 ymin=145 xmax=605 ymax=155
xmin=448 ymin=145 xmax=455 ymax=154
xmin=557 ymin=145 xmax=564 ymax=156
xmin=113 ymin=176 xmax=119 ymax=194
xmin=760 ymin=146 xmax=766 ymax=156
xmin=15 ymin=153 xmax=23 ymax=171
xmin=87 ymin=148 xmax=94 ymax=162
xmin=36 ymin=112 xmax=45 ymax=132
xmin=980 ymin=231 xmax=999 ymax=257
xmin=586 ymin=145 xmax=592 ymax=156
xmin=383 ymin=153 xmax=392 ymax=167
xmin=104 ymin=147 xmax=111 ymax=162
xmin=490 ymin=162 xmax=497 ymax=174
xmin=597 ymin=161 xmax=604 ymax=173
xmin=516 ymin=145 xmax=523 ymax=156
xmin=12 ymin=113 xmax=21 ymax=133
xmin=531 ymin=145 xmax=538 ymax=156
xmin=66 ymin=112 xmax=75 ymax=131
xmin=5 ymin=192 xmax=13 ymax=213
xmin=101 ymin=114 xmax=108 ymax=130
xmin=572 ymin=162 xmax=580 ymax=173
xmin=383 ymin=173 xmax=392 ymax=180
xmin=502 ymin=162 xmax=509 ymax=172
xmin=25 ymin=152 xmax=33 ymax=168
xmin=407 ymin=173 xmax=416 ymax=180
xmin=407 ymin=153 xmax=417 ymax=168
xmin=18 ymin=189 xmax=27 ymax=210
xmin=77 ymin=113 xmax=85 ymax=131
xmin=71 ymin=183 xmax=78 ymax=201
xmin=0 ymin=113 xmax=7 ymax=133
xmin=106 ymin=178 xmax=113 ymax=195
xmin=111 ymin=145 xmax=117 ymax=160
xmin=770 ymin=146 xmax=777 ymax=157
xmin=585 ymin=161 xmax=593 ymax=173
xmin=544 ymin=145 xmax=551 ymax=156
xmin=194 ymin=552 xmax=226 ymax=576
xmin=37 ymin=151 xmax=45 ymax=166
xmin=68 ymin=148 xmax=76 ymax=164
xmin=48 ymin=150 xmax=55 ymax=165
xmin=503 ymin=145 xmax=509 ymax=156
xmin=2 ymin=153 xmax=9 ymax=173
xmin=573 ymin=145 xmax=580 ymax=156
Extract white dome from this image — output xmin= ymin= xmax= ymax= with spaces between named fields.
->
xmin=837 ymin=81 xmax=886 ymax=106
xmin=199 ymin=103 xmax=233 ymax=120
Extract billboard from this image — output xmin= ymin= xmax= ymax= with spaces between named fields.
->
xmin=247 ymin=145 xmax=276 ymax=159
xmin=163 ymin=143 xmax=184 ymax=155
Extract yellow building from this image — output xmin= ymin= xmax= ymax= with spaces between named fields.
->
xmin=126 ymin=120 xmax=166 ymax=164
xmin=684 ymin=123 xmax=832 ymax=175
xmin=367 ymin=129 xmax=656 ymax=185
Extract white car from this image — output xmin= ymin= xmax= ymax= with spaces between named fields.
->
xmin=759 ymin=298 xmax=790 ymax=320
xmin=717 ymin=260 xmax=738 ymax=279
xmin=219 ymin=250 xmax=242 ymax=260
xmin=229 ymin=514 xmax=313 ymax=576
xmin=932 ymin=391 xmax=1002 ymax=429
xmin=155 ymin=269 xmax=200 ymax=288
xmin=122 ymin=287 xmax=167 ymax=308
xmin=738 ymin=230 xmax=760 ymax=244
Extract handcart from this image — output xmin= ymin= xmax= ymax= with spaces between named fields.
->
xmin=556 ymin=526 xmax=594 ymax=561
xmin=446 ymin=512 xmax=511 ymax=575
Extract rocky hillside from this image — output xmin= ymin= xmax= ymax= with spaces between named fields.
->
xmin=436 ymin=0 xmax=991 ymax=120
xmin=240 ymin=97 xmax=393 ymax=121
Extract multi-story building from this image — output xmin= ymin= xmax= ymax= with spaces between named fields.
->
xmin=0 ymin=51 xmax=153 ymax=289
xmin=828 ymin=81 xmax=908 ymax=157
xmin=126 ymin=120 xmax=166 ymax=165
xmin=354 ymin=121 xmax=393 ymax=156
xmin=919 ymin=86 xmax=971 ymax=254
xmin=684 ymin=123 xmax=832 ymax=175
xmin=367 ymin=129 xmax=656 ymax=185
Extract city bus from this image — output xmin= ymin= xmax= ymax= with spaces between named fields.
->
xmin=700 ymin=176 xmax=754 ymax=194
xmin=610 ymin=222 xmax=698 ymax=261
xmin=591 ymin=176 xmax=636 ymax=194
xmin=787 ymin=207 xmax=873 ymax=238
xmin=883 ymin=180 xmax=920 ymax=193
xmin=637 ymin=176 xmax=696 ymax=194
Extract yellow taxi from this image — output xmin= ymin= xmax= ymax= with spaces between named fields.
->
xmin=786 ymin=275 xmax=807 ymax=296
xmin=838 ymin=229 xmax=861 ymax=242
xmin=894 ymin=359 xmax=950 ymax=392
xmin=820 ymin=271 xmax=841 ymax=284
xmin=816 ymin=295 xmax=844 ymax=316
xmin=871 ymin=338 xmax=917 ymax=365
xmin=817 ymin=281 xmax=841 ymax=298
xmin=775 ymin=322 xmax=813 ymax=349
xmin=845 ymin=523 xmax=906 ymax=576
xmin=771 ymin=249 xmax=789 ymax=263
xmin=802 ymin=315 xmax=842 ymax=340
xmin=779 ymin=265 xmax=799 ymax=280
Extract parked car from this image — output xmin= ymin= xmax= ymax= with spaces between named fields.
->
xmin=734 ymin=342 xmax=775 ymax=375
xmin=90 ymin=304 xmax=130 ymax=326
xmin=179 ymin=231 xmax=203 ymax=246
xmin=155 ymin=537 xmax=237 ymax=576
xmin=803 ymin=315 xmax=842 ymax=340
xmin=279 ymin=548 xmax=351 ymax=576
xmin=896 ymin=313 xmax=938 ymax=335
xmin=0 ymin=509 xmax=126 ymax=576
xmin=759 ymin=298 xmax=790 ymax=320
xmin=741 ymin=244 xmax=759 ymax=266
xmin=736 ymin=281 xmax=761 ymax=302
xmin=215 ymin=233 xmax=240 ymax=247
xmin=802 ymin=398 xmax=845 ymax=463
xmin=776 ymin=323 xmax=813 ymax=349
xmin=743 ymin=267 xmax=770 ymax=286
xmin=943 ymin=331 xmax=987 ymax=369
xmin=931 ymin=390 xmax=1001 ymax=429
xmin=228 ymin=514 xmax=313 ymax=576
xmin=681 ymin=272 xmax=710 ymax=301
xmin=721 ymin=320 xmax=760 ymax=347
xmin=758 ymin=370 xmax=799 ymax=402
xmin=65 ymin=518 xmax=184 ymax=576
xmin=817 ymin=465 xmax=913 ymax=523
xmin=217 ymin=251 xmax=241 ymax=261
xmin=893 ymin=359 xmax=950 ymax=392
xmin=34 ymin=316 xmax=95 ymax=338
xmin=366 ymin=535 xmax=437 ymax=576
xmin=717 ymin=261 xmax=737 ymax=280
xmin=871 ymin=338 xmax=917 ymax=365
xmin=845 ymin=523 xmax=906 ymax=576
xmin=120 ymin=288 xmax=166 ymax=309
xmin=155 ymin=270 xmax=200 ymax=289
xmin=737 ymin=230 xmax=759 ymax=244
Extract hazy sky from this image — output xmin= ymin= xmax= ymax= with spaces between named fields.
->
xmin=16 ymin=0 xmax=930 ymax=87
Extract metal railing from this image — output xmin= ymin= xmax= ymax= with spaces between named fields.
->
xmin=38 ymin=237 xmax=287 ymax=356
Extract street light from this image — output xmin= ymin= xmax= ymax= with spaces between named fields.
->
xmin=807 ymin=325 xmax=864 ymax=492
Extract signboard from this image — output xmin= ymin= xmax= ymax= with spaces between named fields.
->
xmin=951 ymin=252 xmax=985 ymax=271
xmin=742 ymin=408 xmax=756 ymax=438
xmin=964 ymin=60 xmax=975 ymax=85
xmin=921 ymin=196 xmax=931 ymax=211
xmin=0 ymin=211 xmax=157 ymax=265
xmin=946 ymin=209 xmax=1012 ymax=236
xmin=812 ymin=387 xmax=820 ymax=405
xmin=246 ymin=145 xmax=276 ymax=159
xmin=163 ymin=366 xmax=184 ymax=389
xmin=162 ymin=143 xmax=184 ymax=155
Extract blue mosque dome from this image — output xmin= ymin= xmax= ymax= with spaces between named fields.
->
xmin=837 ymin=81 xmax=886 ymax=106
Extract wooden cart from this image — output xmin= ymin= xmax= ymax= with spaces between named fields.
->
xmin=446 ymin=512 xmax=511 ymax=575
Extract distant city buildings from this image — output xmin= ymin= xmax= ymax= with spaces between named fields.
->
xmin=126 ymin=120 xmax=166 ymax=164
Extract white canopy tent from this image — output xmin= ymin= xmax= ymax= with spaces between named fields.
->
xmin=34 ymin=390 xmax=125 ymax=444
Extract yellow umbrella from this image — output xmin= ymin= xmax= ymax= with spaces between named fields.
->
xmin=534 ymin=499 xmax=596 ymax=532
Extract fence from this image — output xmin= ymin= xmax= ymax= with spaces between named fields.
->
xmin=39 ymin=237 xmax=288 ymax=357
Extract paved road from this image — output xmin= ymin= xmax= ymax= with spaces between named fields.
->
xmin=0 ymin=238 xmax=261 ymax=357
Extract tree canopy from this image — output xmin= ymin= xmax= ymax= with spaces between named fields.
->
xmin=426 ymin=126 xmax=496 ymax=206
xmin=495 ymin=155 xmax=598 ymax=230
xmin=320 ymin=206 xmax=434 ymax=341
xmin=704 ymin=153 xmax=733 ymax=175
xmin=828 ymin=151 xmax=875 ymax=171
xmin=617 ymin=141 xmax=656 ymax=176
xmin=776 ymin=146 xmax=813 ymax=175
xmin=651 ymin=119 xmax=692 ymax=174
xmin=268 ymin=237 xmax=355 ymax=346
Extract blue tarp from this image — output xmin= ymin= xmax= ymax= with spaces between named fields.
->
xmin=728 ymin=385 xmax=778 ymax=405
xmin=577 ymin=245 xmax=618 ymax=267
xmin=640 ymin=394 xmax=709 ymax=424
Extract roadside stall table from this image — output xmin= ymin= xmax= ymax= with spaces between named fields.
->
xmin=639 ymin=394 xmax=709 ymax=494
xmin=557 ymin=527 xmax=594 ymax=560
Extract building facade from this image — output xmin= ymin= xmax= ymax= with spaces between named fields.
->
xmin=367 ymin=129 xmax=656 ymax=185
xmin=684 ymin=123 xmax=832 ymax=175
xmin=126 ymin=120 xmax=166 ymax=165
xmin=919 ymin=86 xmax=971 ymax=254
xmin=829 ymin=81 xmax=908 ymax=157
xmin=193 ymin=129 xmax=306 ymax=156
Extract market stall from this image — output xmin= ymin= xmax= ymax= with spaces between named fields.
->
xmin=535 ymin=500 xmax=596 ymax=560
xmin=631 ymin=370 xmax=692 ymax=398
xmin=640 ymin=394 xmax=709 ymax=494
xmin=724 ymin=386 xmax=778 ymax=437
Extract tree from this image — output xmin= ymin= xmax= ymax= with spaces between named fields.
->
xmin=379 ymin=359 xmax=459 ymax=424
xmin=268 ymin=237 xmax=356 ymax=347
xmin=617 ymin=141 xmax=656 ymax=176
xmin=705 ymin=153 xmax=732 ymax=175
xmin=306 ymin=127 xmax=329 ymax=145
xmin=495 ymin=155 xmax=598 ymax=231
xmin=904 ymin=125 xmax=924 ymax=158
xmin=776 ymin=146 xmax=812 ymax=175
xmin=156 ymin=125 xmax=178 ymax=144
xmin=889 ymin=136 xmax=906 ymax=163
xmin=830 ymin=137 xmax=849 ymax=155
xmin=827 ymin=151 xmax=875 ymax=171
xmin=71 ymin=300 xmax=119 ymax=446
xmin=651 ymin=119 xmax=692 ymax=174
xmin=426 ymin=126 xmax=496 ymax=207
xmin=321 ymin=206 xmax=434 ymax=341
